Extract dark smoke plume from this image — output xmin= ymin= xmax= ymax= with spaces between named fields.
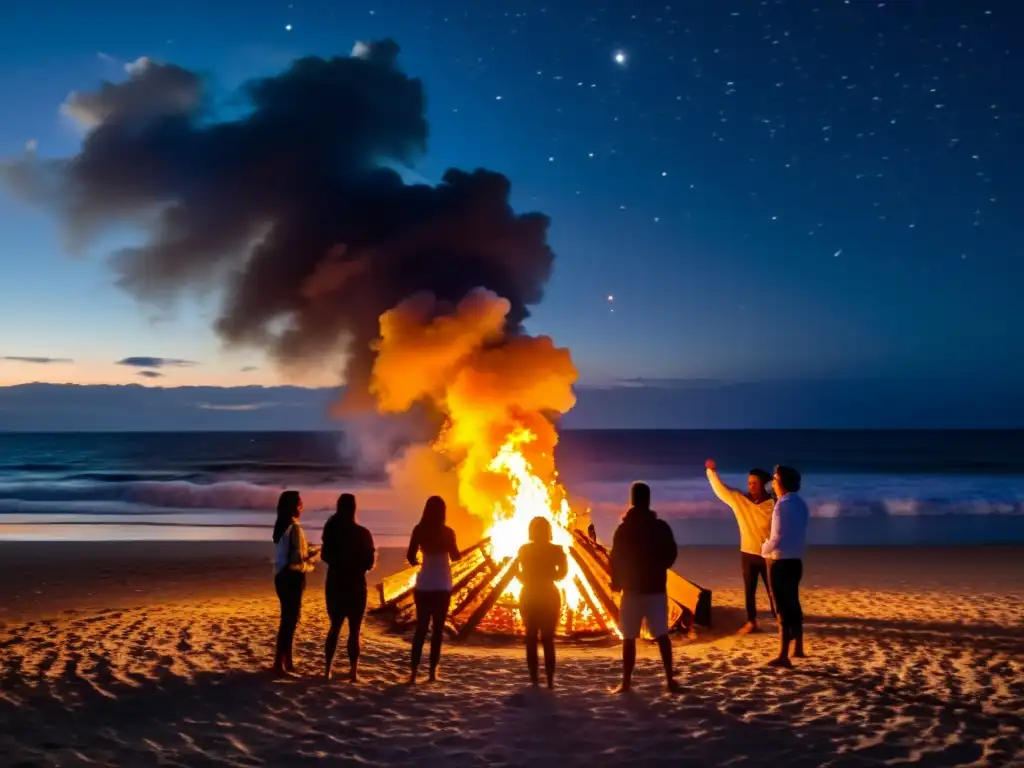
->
xmin=1 ymin=41 xmax=555 ymax=412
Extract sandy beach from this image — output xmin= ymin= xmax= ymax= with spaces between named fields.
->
xmin=1 ymin=543 xmax=1021 ymax=767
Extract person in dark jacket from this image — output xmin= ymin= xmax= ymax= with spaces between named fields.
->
xmin=320 ymin=493 xmax=376 ymax=682
xmin=609 ymin=482 xmax=680 ymax=693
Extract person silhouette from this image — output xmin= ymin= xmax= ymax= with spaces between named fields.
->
xmin=406 ymin=496 xmax=462 ymax=683
xmin=271 ymin=490 xmax=318 ymax=677
xmin=517 ymin=517 xmax=568 ymax=689
xmin=609 ymin=482 xmax=680 ymax=693
xmin=320 ymin=493 xmax=376 ymax=682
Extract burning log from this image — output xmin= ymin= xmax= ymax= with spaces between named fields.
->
xmin=374 ymin=528 xmax=713 ymax=639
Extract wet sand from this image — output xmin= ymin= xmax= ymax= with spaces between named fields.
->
xmin=1 ymin=543 xmax=1021 ymax=766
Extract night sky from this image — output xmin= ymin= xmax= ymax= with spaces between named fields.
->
xmin=0 ymin=0 xmax=1020 ymax=425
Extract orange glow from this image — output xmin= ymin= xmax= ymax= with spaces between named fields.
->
xmin=370 ymin=288 xmax=610 ymax=630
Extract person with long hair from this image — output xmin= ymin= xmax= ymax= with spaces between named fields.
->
xmin=516 ymin=516 xmax=568 ymax=689
xmin=320 ymin=493 xmax=376 ymax=682
xmin=272 ymin=490 xmax=318 ymax=677
xmin=406 ymin=495 xmax=462 ymax=683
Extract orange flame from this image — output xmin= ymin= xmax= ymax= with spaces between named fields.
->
xmin=370 ymin=288 xmax=596 ymax=621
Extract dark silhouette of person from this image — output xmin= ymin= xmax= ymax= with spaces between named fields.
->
xmin=705 ymin=459 xmax=776 ymax=633
xmin=271 ymin=490 xmax=318 ymax=677
xmin=587 ymin=523 xmax=598 ymax=544
xmin=516 ymin=516 xmax=568 ymax=689
xmin=406 ymin=496 xmax=462 ymax=683
xmin=320 ymin=493 xmax=376 ymax=682
xmin=609 ymin=481 xmax=680 ymax=693
xmin=763 ymin=465 xmax=810 ymax=668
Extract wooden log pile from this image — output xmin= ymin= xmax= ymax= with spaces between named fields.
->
xmin=373 ymin=530 xmax=713 ymax=639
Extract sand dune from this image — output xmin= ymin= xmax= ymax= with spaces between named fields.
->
xmin=1 ymin=544 xmax=1022 ymax=766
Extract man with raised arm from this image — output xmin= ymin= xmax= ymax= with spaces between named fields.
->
xmin=705 ymin=459 xmax=775 ymax=634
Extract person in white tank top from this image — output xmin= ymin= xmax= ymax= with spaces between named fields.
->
xmin=406 ymin=495 xmax=462 ymax=683
xmin=271 ymin=490 xmax=319 ymax=677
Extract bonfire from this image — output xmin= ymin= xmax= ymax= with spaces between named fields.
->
xmin=368 ymin=289 xmax=710 ymax=639
xmin=374 ymin=427 xmax=711 ymax=639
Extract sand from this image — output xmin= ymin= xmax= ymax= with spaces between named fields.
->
xmin=1 ymin=543 xmax=1022 ymax=767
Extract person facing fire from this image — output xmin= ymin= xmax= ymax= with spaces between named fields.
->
xmin=516 ymin=516 xmax=569 ymax=689
xmin=609 ymin=482 xmax=680 ymax=694
xmin=704 ymin=459 xmax=776 ymax=634
xmin=320 ymin=493 xmax=376 ymax=682
xmin=406 ymin=495 xmax=463 ymax=683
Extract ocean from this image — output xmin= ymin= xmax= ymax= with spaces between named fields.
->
xmin=1 ymin=430 xmax=1023 ymax=547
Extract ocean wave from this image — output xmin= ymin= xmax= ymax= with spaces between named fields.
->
xmin=0 ymin=473 xmax=1022 ymax=519
xmin=0 ymin=479 xmax=391 ymax=512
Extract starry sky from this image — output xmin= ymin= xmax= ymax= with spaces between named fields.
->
xmin=0 ymin=0 xmax=1021 ymax=426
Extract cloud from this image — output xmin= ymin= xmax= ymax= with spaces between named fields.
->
xmin=0 ymin=41 xmax=555 ymax=418
xmin=2 ymin=356 xmax=73 ymax=364
xmin=137 ymin=370 xmax=163 ymax=378
xmin=197 ymin=401 xmax=275 ymax=411
xmin=60 ymin=57 xmax=202 ymax=130
xmin=116 ymin=356 xmax=198 ymax=368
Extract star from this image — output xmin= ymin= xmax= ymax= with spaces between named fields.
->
xmin=614 ymin=51 xmax=627 ymax=66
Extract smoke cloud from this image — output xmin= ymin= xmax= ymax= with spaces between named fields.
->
xmin=371 ymin=289 xmax=581 ymax=541
xmin=0 ymin=40 xmax=555 ymax=415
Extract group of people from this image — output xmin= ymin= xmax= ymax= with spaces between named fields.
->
xmin=705 ymin=459 xmax=809 ymax=668
xmin=269 ymin=460 xmax=809 ymax=689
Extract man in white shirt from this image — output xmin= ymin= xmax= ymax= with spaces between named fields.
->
xmin=705 ymin=459 xmax=776 ymax=634
xmin=762 ymin=465 xmax=810 ymax=668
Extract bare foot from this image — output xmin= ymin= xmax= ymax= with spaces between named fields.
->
xmin=407 ymin=671 xmax=418 ymax=685
xmin=272 ymin=667 xmax=296 ymax=680
xmin=792 ymin=648 xmax=807 ymax=659
xmin=427 ymin=669 xmax=439 ymax=683
xmin=610 ymin=682 xmax=631 ymax=694
xmin=737 ymin=622 xmax=760 ymax=635
xmin=348 ymin=672 xmax=359 ymax=684
xmin=546 ymin=679 xmax=554 ymax=691
xmin=665 ymin=679 xmax=682 ymax=695
xmin=686 ymin=628 xmax=698 ymax=640
xmin=324 ymin=669 xmax=333 ymax=681
xmin=766 ymin=656 xmax=793 ymax=669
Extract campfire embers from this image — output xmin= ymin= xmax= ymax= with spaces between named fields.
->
xmin=374 ymin=529 xmax=713 ymax=639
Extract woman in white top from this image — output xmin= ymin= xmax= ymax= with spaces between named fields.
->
xmin=272 ymin=490 xmax=318 ymax=677
xmin=406 ymin=496 xmax=462 ymax=683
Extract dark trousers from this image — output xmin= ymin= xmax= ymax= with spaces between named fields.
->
xmin=325 ymin=577 xmax=368 ymax=671
xmin=274 ymin=569 xmax=305 ymax=669
xmin=767 ymin=558 xmax=803 ymax=636
xmin=741 ymin=552 xmax=775 ymax=622
xmin=411 ymin=590 xmax=451 ymax=672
